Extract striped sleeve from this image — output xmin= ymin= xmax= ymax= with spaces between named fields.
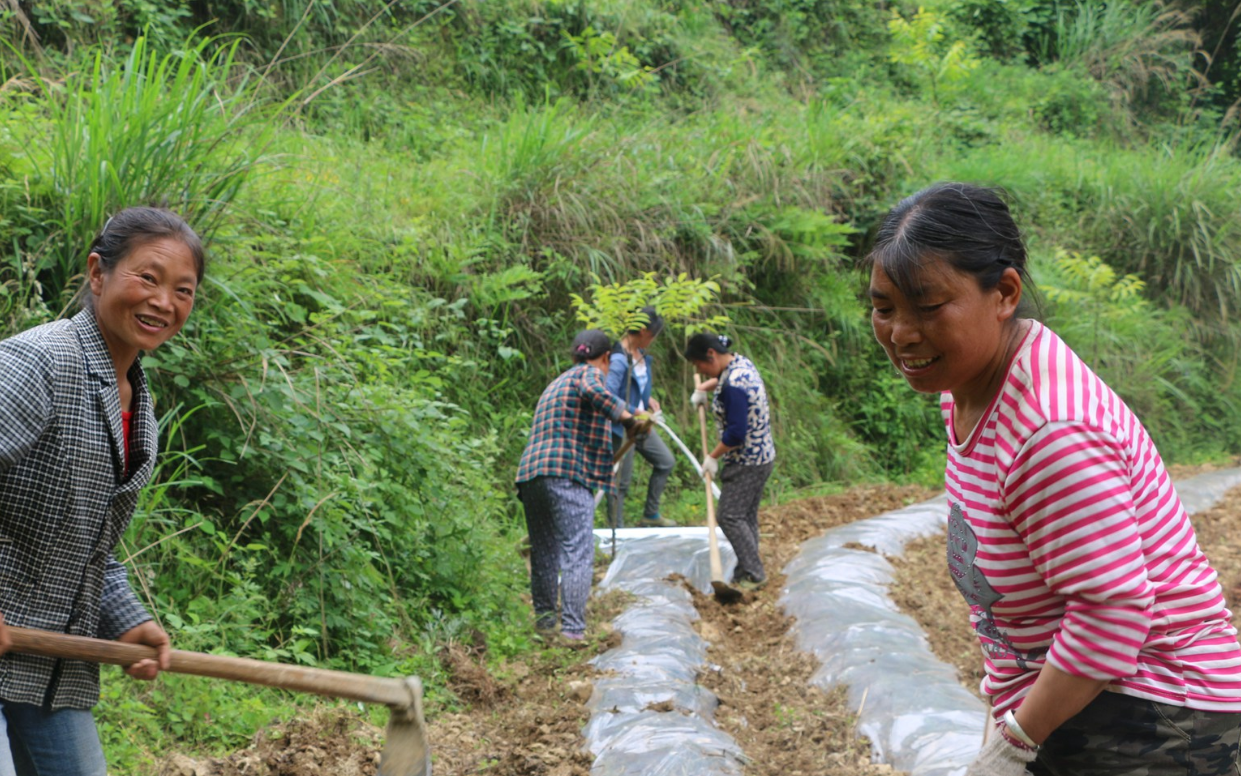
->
xmin=1003 ymin=421 xmax=1155 ymax=680
xmin=581 ymin=368 xmax=625 ymax=421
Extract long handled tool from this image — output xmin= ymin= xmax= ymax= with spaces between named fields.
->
xmin=694 ymin=377 xmax=742 ymax=605
xmin=653 ymin=415 xmax=720 ymax=500
xmin=8 ymin=627 xmax=430 ymax=776
xmin=593 ymin=434 xmax=637 ymax=510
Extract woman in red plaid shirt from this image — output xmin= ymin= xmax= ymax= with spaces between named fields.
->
xmin=516 ymin=330 xmax=645 ymax=642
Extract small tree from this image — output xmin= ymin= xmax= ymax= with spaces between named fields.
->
xmin=569 ymin=272 xmax=729 ymax=339
xmin=888 ymin=6 xmax=980 ymax=107
xmin=570 ymin=272 xmax=728 ymax=538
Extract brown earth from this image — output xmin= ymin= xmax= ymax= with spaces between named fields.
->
xmin=158 ymin=482 xmax=937 ymax=776
xmin=890 ymin=476 xmax=1241 ymax=704
xmin=689 ymin=483 xmax=936 ymax=776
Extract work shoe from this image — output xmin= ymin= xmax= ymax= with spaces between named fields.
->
xmin=735 ymin=578 xmax=766 ymax=592
xmin=638 ymin=514 xmax=676 ymax=527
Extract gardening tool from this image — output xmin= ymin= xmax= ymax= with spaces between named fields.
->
xmin=593 ymin=432 xmax=638 ymax=510
xmin=653 ymin=415 xmax=720 ymax=500
xmin=6 ymin=626 xmax=430 ymax=776
xmin=694 ymin=376 xmax=743 ymax=605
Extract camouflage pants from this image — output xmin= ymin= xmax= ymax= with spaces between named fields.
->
xmin=1028 ymin=691 xmax=1241 ymax=776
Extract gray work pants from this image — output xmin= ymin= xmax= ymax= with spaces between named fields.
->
xmin=608 ymin=431 xmax=675 ymax=526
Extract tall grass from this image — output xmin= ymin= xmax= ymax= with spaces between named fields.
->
xmin=21 ymin=34 xmax=275 ymax=300
xmin=936 ymin=135 xmax=1241 ymax=322
xmin=1038 ymin=0 xmax=1202 ymax=111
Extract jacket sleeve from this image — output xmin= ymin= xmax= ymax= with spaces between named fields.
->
xmin=719 ymin=383 xmax=750 ymax=448
xmin=0 ymin=338 xmax=55 ymax=474
xmin=96 ymin=555 xmax=153 ymax=640
xmin=584 ymin=367 xmax=625 ymax=421
xmin=605 ymin=352 xmax=628 ymax=404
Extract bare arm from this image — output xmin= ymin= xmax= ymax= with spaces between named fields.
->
xmin=1013 ymin=664 xmax=1109 ymax=743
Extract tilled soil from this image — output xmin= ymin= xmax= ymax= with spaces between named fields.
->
xmin=159 ymin=482 xmax=937 ymax=776
xmin=690 ymin=483 xmax=936 ymax=776
xmin=890 ymin=477 xmax=1241 ymax=703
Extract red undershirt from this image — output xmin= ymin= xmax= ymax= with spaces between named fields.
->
xmin=121 ymin=410 xmax=133 ymax=474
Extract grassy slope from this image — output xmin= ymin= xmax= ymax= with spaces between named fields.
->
xmin=2 ymin=1 xmax=1241 ymax=770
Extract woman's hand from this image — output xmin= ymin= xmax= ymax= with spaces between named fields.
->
xmin=964 ymin=726 xmax=1037 ymax=776
xmin=649 ymin=398 xmax=661 ymax=413
xmin=700 ymin=455 xmax=719 ymax=479
xmin=118 ymin=620 xmax=171 ymax=681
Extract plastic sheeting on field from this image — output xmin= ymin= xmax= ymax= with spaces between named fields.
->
xmin=781 ymin=468 xmax=1241 ymax=776
xmin=1177 ymin=468 xmax=1241 ymax=516
xmin=586 ymin=530 xmax=745 ymax=776
xmin=780 ymin=495 xmax=985 ymax=776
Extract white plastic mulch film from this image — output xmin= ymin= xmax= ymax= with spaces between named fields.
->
xmin=781 ymin=468 xmax=1241 ymax=776
xmin=587 ymin=528 xmax=745 ymax=776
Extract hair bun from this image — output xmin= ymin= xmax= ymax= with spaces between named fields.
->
xmin=718 ymin=335 xmax=731 ymax=348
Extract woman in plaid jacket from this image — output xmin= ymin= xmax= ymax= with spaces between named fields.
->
xmin=516 ymin=330 xmax=645 ymax=643
xmin=0 ymin=208 xmax=202 ymax=775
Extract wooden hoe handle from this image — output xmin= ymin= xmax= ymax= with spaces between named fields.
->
xmin=7 ymin=626 xmax=415 ymax=709
xmin=694 ymin=375 xmax=725 ymax=582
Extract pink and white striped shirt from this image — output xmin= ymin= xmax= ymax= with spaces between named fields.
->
xmin=943 ymin=321 xmax=1241 ymax=717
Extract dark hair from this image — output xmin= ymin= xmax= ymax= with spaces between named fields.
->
xmin=627 ymin=306 xmax=665 ymax=336
xmin=867 ymin=183 xmax=1031 ymax=301
xmin=683 ymin=332 xmax=732 ymax=361
xmin=90 ymin=207 xmax=205 ymax=282
xmin=571 ymin=329 xmax=612 ymax=363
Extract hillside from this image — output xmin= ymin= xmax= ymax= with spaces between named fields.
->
xmin=2 ymin=0 xmax=1240 ymax=770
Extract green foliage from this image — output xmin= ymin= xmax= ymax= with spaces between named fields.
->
xmin=927 ymin=0 xmax=1044 ymax=61
xmin=888 ymin=6 xmax=981 ymax=106
xmin=11 ymin=34 xmax=274 ymax=302
xmin=1035 ymin=0 xmax=1202 ymax=114
xmin=1038 ymin=249 xmax=1241 ymax=460
xmin=1042 ymin=250 xmax=1145 ymax=365
xmin=4 ymin=2 xmax=1241 ymax=769
xmin=713 ymin=0 xmax=889 ymax=77
xmin=570 ymin=272 xmax=728 ymax=338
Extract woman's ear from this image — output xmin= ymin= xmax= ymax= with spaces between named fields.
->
xmin=87 ymin=253 xmax=105 ymax=297
xmin=995 ymin=267 xmax=1023 ymax=321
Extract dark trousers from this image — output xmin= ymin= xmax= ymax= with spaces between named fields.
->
xmin=717 ymin=460 xmax=773 ymax=584
xmin=1029 ymin=691 xmax=1241 ymax=776
xmin=518 ymin=476 xmax=596 ymax=637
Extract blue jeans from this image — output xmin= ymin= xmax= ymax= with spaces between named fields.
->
xmin=0 ymin=701 xmax=106 ymax=776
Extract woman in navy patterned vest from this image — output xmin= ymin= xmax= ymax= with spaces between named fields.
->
xmin=685 ymin=332 xmax=776 ymax=588
xmin=0 ymin=208 xmax=202 ymax=775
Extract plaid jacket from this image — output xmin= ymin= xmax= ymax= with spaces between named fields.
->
xmin=0 ymin=310 xmax=156 ymax=709
xmin=516 ymin=363 xmax=624 ymax=492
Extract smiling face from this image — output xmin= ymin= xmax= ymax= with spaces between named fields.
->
xmin=869 ymin=254 xmax=1023 ymax=409
xmin=89 ymin=237 xmax=198 ymax=368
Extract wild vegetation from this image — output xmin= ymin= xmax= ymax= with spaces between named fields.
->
xmin=2 ymin=0 xmax=1240 ymax=770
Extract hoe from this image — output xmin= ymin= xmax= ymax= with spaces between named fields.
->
xmin=8 ymin=626 xmax=431 ymax=776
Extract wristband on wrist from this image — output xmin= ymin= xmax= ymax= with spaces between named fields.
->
xmin=1002 ymin=709 xmax=1040 ymax=751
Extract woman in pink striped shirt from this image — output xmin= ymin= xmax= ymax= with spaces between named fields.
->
xmin=868 ymin=182 xmax=1241 ymax=775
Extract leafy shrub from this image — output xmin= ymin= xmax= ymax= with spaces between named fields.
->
xmin=12 ymin=34 xmax=273 ymax=302
xmin=1038 ymin=250 xmax=1241 ymax=459
xmin=713 ymin=0 xmax=888 ymax=77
